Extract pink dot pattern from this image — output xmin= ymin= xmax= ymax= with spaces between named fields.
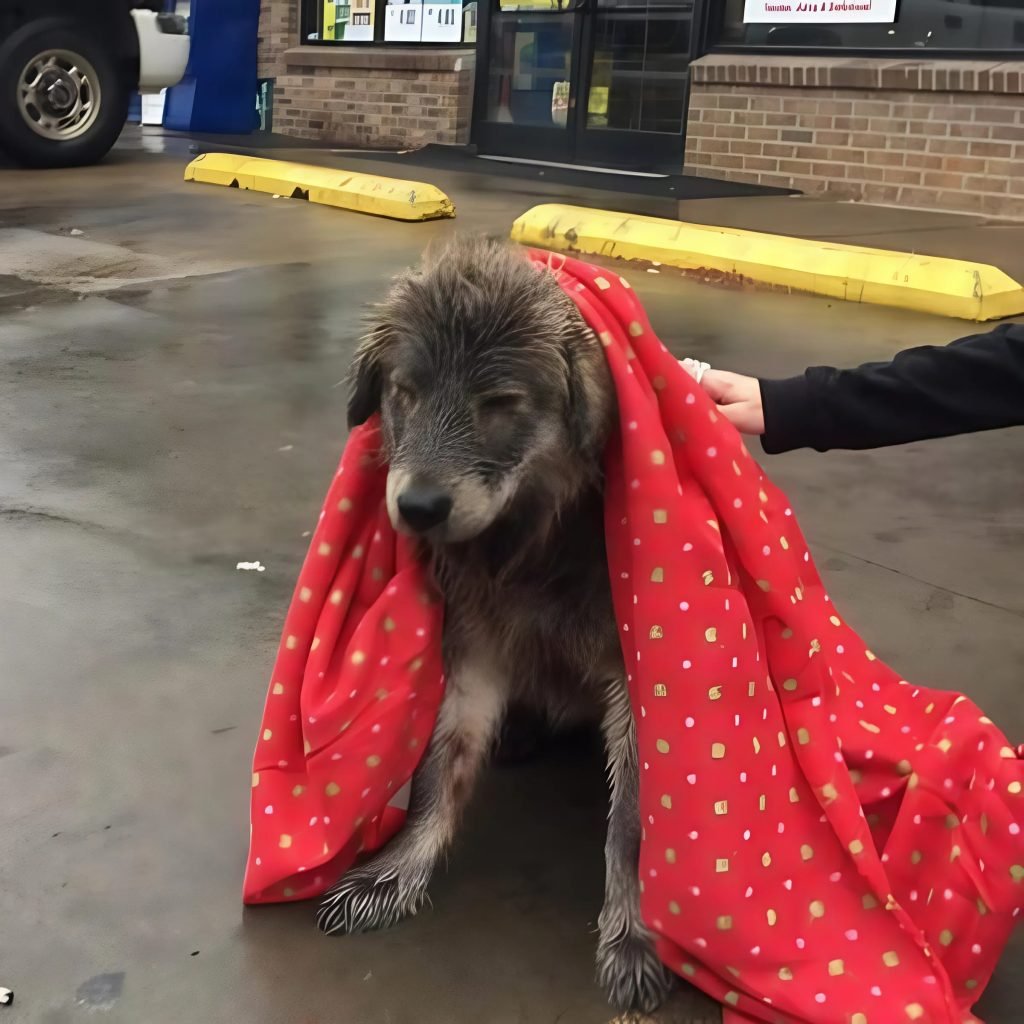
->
xmin=245 ymin=251 xmax=1024 ymax=1023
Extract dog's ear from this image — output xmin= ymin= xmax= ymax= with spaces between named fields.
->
xmin=564 ymin=324 xmax=612 ymax=455
xmin=347 ymin=324 xmax=391 ymax=428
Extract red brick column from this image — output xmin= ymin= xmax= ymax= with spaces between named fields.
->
xmin=685 ymin=55 xmax=1024 ymax=219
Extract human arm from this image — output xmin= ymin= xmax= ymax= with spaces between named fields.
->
xmin=700 ymin=323 xmax=1024 ymax=454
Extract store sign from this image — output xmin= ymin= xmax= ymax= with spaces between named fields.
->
xmin=743 ymin=1 xmax=898 ymax=23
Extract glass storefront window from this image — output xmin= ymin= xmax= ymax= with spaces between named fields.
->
xmin=485 ymin=13 xmax=575 ymax=127
xmin=587 ymin=0 xmax=692 ymax=135
xmin=716 ymin=0 xmax=1024 ymax=52
xmin=302 ymin=0 xmax=476 ymax=43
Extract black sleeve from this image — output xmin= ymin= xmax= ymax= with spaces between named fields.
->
xmin=758 ymin=322 xmax=1024 ymax=454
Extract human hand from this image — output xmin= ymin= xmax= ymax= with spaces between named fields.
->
xmin=700 ymin=370 xmax=765 ymax=436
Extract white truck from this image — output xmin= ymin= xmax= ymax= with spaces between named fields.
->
xmin=0 ymin=1 xmax=190 ymax=167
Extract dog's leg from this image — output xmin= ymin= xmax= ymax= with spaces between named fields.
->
xmin=596 ymin=678 xmax=675 ymax=1014
xmin=317 ymin=655 xmax=505 ymax=935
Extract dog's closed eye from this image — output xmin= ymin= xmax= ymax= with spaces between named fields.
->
xmin=390 ymin=378 xmax=418 ymax=406
xmin=477 ymin=392 xmax=526 ymax=416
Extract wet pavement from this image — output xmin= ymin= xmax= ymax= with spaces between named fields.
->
xmin=0 ymin=131 xmax=1021 ymax=1024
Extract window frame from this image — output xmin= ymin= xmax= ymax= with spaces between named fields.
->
xmin=300 ymin=0 xmax=476 ymax=47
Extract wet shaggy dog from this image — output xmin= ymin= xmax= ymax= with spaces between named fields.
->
xmin=316 ymin=238 xmax=675 ymax=1014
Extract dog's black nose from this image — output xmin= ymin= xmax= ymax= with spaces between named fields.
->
xmin=397 ymin=486 xmax=453 ymax=533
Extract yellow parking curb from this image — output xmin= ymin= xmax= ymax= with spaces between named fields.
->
xmin=184 ymin=153 xmax=455 ymax=222
xmin=511 ymin=203 xmax=1024 ymax=321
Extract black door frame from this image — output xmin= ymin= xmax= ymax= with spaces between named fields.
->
xmin=471 ymin=0 xmax=710 ymax=172
xmin=472 ymin=0 xmax=589 ymax=165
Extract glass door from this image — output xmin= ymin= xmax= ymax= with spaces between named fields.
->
xmin=576 ymin=0 xmax=695 ymax=169
xmin=474 ymin=0 xmax=586 ymax=163
xmin=472 ymin=0 xmax=698 ymax=170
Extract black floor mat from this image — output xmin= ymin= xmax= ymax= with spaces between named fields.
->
xmin=338 ymin=144 xmax=797 ymax=201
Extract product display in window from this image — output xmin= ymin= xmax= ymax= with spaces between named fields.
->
xmin=306 ymin=0 xmax=474 ymax=43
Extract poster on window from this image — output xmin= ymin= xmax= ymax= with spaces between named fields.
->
xmin=348 ymin=0 xmax=375 ymax=41
xmin=385 ymin=0 xmax=472 ymax=41
xmin=551 ymin=80 xmax=569 ymax=128
xmin=743 ymin=1 xmax=897 ymax=22
xmin=423 ymin=0 xmax=462 ymax=42
xmin=323 ymin=0 xmax=375 ymax=39
xmin=385 ymin=0 xmax=423 ymax=41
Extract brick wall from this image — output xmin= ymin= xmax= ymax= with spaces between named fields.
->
xmin=272 ymin=47 xmax=474 ymax=149
xmin=685 ymin=56 xmax=1024 ymax=220
xmin=258 ymin=0 xmax=299 ymax=81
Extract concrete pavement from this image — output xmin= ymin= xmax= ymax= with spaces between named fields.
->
xmin=0 ymin=131 xmax=1021 ymax=1024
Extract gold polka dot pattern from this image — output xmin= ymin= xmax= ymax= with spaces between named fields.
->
xmin=243 ymin=251 xmax=1024 ymax=1022
xmin=244 ymin=413 xmax=444 ymax=909
xmin=547 ymin=253 xmax=1023 ymax=1020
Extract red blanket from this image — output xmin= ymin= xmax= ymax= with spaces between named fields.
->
xmin=245 ymin=252 xmax=1023 ymax=1022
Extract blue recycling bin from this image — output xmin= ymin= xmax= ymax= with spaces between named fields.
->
xmin=164 ymin=0 xmax=260 ymax=134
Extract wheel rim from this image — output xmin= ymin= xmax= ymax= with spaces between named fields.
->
xmin=17 ymin=49 xmax=102 ymax=142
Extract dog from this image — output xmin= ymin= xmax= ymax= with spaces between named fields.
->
xmin=316 ymin=237 xmax=675 ymax=1015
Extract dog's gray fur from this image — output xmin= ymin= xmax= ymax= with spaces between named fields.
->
xmin=316 ymin=238 xmax=674 ymax=1014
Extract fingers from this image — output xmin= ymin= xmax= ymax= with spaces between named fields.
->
xmin=699 ymin=370 xmax=765 ymax=436
xmin=699 ymin=369 xmax=735 ymax=403
xmin=678 ymin=365 xmax=765 ymax=436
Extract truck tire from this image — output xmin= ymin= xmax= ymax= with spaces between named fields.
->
xmin=0 ymin=21 xmax=131 ymax=168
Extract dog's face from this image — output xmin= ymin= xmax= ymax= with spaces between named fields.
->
xmin=348 ymin=239 xmax=611 ymax=544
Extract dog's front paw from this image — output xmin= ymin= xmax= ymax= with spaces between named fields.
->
xmin=316 ymin=863 xmax=429 ymax=936
xmin=596 ymin=928 xmax=675 ymax=1015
